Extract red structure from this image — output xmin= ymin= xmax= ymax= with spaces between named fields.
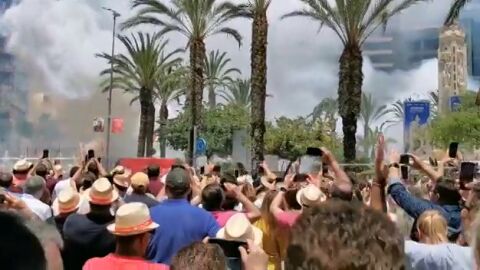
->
xmin=118 ymin=158 xmax=176 ymax=175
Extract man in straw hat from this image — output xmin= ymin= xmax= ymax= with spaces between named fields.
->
xmin=83 ymin=202 xmax=168 ymax=270
xmin=11 ymin=159 xmax=32 ymax=191
xmin=112 ymin=166 xmax=131 ymax=198
xmin=62 ymin=178 xmax=119 ymax=270
xmin=147 ymin=167 xmax=220 ymax=264
xmin=52 ymin=188 xmax=81 ymax=236
xmin=124 ymin=172 xmax=159 ymax=208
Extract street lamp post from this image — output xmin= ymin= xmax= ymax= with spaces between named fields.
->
xmin=103 ymin=7 xmax=120 ymax=168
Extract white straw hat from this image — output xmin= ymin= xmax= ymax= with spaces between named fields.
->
xmin=296 ymin=185 xmax=326 ymax=208
xmin=216 ymin=213 xmax=263 ymax=246
xmin=107 ymin=202 xmax=159 ymax=236
xmin=13 ymin=159 xmax=32 ymax=172
xmin=88 ymin=178 xmax=119 ymax=205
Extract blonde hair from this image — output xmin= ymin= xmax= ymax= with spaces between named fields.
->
xmin=417 ymin=210 xmax=448 ymax=244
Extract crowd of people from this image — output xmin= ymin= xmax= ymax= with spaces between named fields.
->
xmin=1 ymin=135 xmax=480 ymax=270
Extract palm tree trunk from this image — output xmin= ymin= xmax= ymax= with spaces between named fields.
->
xmin=145 ymin=100 xmax=155 ymax=157
xmin=250 ymin=11 xmax=268 ymax=169
xmin=159 ymin=101 xmax=169 ymax=158
xmin=189 ymin=38 xmax=206 ymax=127
xmin=338 ymin=45 xmax=363 ymax=163
xmin=208 ymin=86 xmax=216 ymax=109
xmin=188 ymin=38 xmax=206 ymax=163
xmin=137 ymin=87 xmax=149 ymax=157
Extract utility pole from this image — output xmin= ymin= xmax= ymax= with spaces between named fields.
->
xmin=103 ymin=7 xmax=120 ymax=168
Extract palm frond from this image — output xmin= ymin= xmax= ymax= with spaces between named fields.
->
xmin=445 ymin=0 xmax=470 ymax=26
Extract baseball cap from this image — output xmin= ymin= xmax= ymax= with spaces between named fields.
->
xmin=24 ymin=176 xmax=46 ymax=195
xmin=166 ymin=168 xmax=190 ymax=190
xmin=131 ymin=172 xmax=149 ymax=188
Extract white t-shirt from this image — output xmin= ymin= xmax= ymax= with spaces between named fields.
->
xmin=15 ymin=193 xmax=52 ymax=221
xmin=52 ymin=178 xmax=72 ymax=201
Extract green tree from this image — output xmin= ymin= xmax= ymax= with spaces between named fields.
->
xmin=123 ymin=0 xmax=242 ymax=144
xmin=165 ymin=104 xmax=249 ymax=157
xmin=445 ymin=0 xmax=470 ymax=26
xmin=205 ymin=50 xmax=241 ymax=108
xmin=234 ymin=0 xmax=271 ymax=168
xmin=155 ymin=66 xmax=187 ymax=157
xmin=357 ymin=126 xmax=396 ymax=160
xmin=360 ymin=92 xmax=389 ymax=142
xmin=310 ymin=97 xmax=338 ymax=134
xmin=98 ymin=32 xmax=182 ymax=157
xmin=220 ymin=79 xmax=251 ymax=108
xmin=283 ymin=0 xmax=424 ymax=162
xmin=430 ymin=91 xmax=480 ymax=148
xmin=265 ymin=117 xmax=341 ymax=161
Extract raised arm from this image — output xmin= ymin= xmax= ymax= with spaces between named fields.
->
xmin=321 ymin=148 xmax=351 ymax=186
xmin=411 ymin=154 xmax=442 ymax=184
xmin=225 ymin=183 xmax=261 ymax=223
xmin=371 ymin=133 xmax=387 ymax=212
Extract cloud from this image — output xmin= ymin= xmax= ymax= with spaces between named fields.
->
xmin=0 ymin=0 xmax=457 ymax=155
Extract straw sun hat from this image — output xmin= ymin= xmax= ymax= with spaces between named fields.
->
xmin=216 ymin=213 xmax=263 ymax=246
xmin=13 ymin=159 xmax=32 ymax=172
xmin=88 ymin=178 xmax=119 ymax=205
xmin=296 ymin=185 xmax=326 ymax=208
xmin=113 ymin=166 xmax=132 ymax=188
xmin=52 ymin=188 xmax=82 ymax=216
xmin=107 ymin=202 xmax=159 ymax=236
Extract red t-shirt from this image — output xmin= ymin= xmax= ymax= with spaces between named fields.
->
xmin=148 ymin=178 xmax=163 ymax=197
xmin=274 ymin=211 xmax=300 ymax=228
xmin=211 ymin=210 xmax=238 ymax=227
xmin=83 ymin=254 xmax=169 ymax=270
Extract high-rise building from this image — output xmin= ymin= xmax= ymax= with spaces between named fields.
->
xmin=364 ymin=2 xmax=480 ymax=81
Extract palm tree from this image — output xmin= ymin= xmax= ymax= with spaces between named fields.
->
xmin=283 ymin=0 xmax=424 ymax=162
xmin=360 ymin=92 xmax=389 ymax=142
xmin=98 ymin=32 xmax=182 ymax=157
xmin=445 ymin=0 xmax=470 ymax=25
xmin=220 ymin=79 xmax=251 ymax=109
xmin=233 ymin=0 xmax=271 ymax=167
xmin=310 ymin=97 xmax=338 ymax=133
xmin=205 ymin=50 xmax=241 ymax=108
xmin=155 ymin=66 xmax=187 ymax=157
xmin=122 ymin=0 xmax=242 ymax=146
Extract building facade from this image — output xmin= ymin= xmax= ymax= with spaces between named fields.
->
xmin=364 ymin=3 xmax=480 ymax=81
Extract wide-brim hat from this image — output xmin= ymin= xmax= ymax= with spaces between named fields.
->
xmin=107 ymin=202 xmax=159 ymax=236
xmin=13 ymin=159 xmax=32 ymax=172
xmin=296 ymin=185 xmax=326 ymax=208
xmin=113 ymin=168 xmax=132 ymax=188
xmin=52 ymin=188 xmax=82 ymax=215
xmin=216 ymin=213 xmax=263 ymax=246
xmin=131 ymin=172 xmax=149 ymax=188
xmin=89 ymin=178 xmax=119 ymax=205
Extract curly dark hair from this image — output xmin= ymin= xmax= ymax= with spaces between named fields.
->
xmin=171 ymin=242 xmax=226 ymax=270
xmin=286 ymin=200 xmax=404 ymax=270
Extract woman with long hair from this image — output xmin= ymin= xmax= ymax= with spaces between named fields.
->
xmin=416 ymin=210 xmax=449 ymax=245
xmin=254 ymin=190 xmax=288 ymax=270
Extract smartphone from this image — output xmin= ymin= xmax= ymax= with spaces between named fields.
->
xmin=42 ymin=149 xmax=49 ymax=159
xmin=234 ymin=169 xmax=239 ymax=178
xmin=401 ymin=165 xmax=409 ymax=180
xmin=257 ymin=164 xmax=265 ymax=175
xmin=460 ymin=162 xmax=476 ymax=184
xmin=97 ymin=157 xmax=102 ymax=163
xmin=449 ymin=142 xmax=459 ymax=158
xmin=208 ymin=238 xmax=247 ymax=258
xmin=293 ymin=173 xmax=309 ymax=183
xmin=87 ymin=149 xmax=95 ymax=160
xmin=400 ymin=154 xmax=410 ymax=165
xmin=213 ymin=165 xmax=221 ymax=174
xmin=306 ymin=147 xmax=323 ymax=157
xmin=200 ymin=166 xmax=205 ymax=175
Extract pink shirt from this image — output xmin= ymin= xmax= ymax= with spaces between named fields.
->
xmin=211 ymin=210 xmax=238 ymax=227
xmin=83 ymin=254 xmax=169 ymax=270
xmin=274 ymin=211 xmax=300 ymax=228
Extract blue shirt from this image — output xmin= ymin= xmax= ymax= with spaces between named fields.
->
xmin=405 ymin=240 xmax=473 ymax=270
xmin=147 ymin=199 xmax=220 ymax=264
xmin=387 ymin=178 xmax=462 ymax=238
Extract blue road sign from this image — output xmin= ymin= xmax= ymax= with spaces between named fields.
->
xmin=450 ymin=96 xmax=461 ymax=112
xmin=196 ymin=138 xmax=207 ymax=155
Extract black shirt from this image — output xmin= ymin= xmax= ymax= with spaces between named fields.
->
xmin=62 ymin=212 xmax=115 ymax=270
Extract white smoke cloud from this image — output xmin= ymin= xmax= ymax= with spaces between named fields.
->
xmin=0 ymin=0 xmax=459 ymax=155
